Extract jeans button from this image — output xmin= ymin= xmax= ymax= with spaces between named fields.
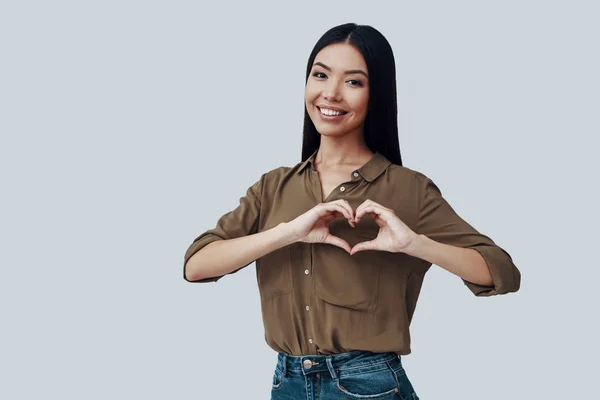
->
xmin=303 ymin=359 xmax=313 ymax=369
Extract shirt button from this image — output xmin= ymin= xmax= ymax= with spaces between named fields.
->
xmin=353 ymin=172 xmax=359 ymax=177
xmin=340 ymin=186 xmax=345 ymax=191
xmin=309 ymin=338 xmax=313 ymax=344
xmin=304 ymin=269 xmax=309 ymax=275
xmin=305 ymin=305 xmax=310 ymax=311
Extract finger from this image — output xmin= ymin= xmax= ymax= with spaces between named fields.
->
xmin=355 ymin=200 xmax=390 ymax=220
xmin=332 ymin=198 xmax=356 ymax=216
xmin=323 ymin=235 xmax=351 ymax=253
xmin=363 ymin=199 xmax=389 ymax=211
xmin=318 ymin=202 xmax=349 ymax=218
xmin=321 ymin=214 xmax=336 ymax=223
xmin=319 ymin=203 xmax=355 ymax=227
xmin=322 ymin=211 xmax=344 ymax=222
xmin=323 ymin=212 xmax=354 ymax=227
xmin=354 ymin=205 xmax=387 ymax=223
xmin=350 ymin=239 xmax=378 ymax=255
xmin=328 ymin=200 xmax=356 ymax=225
xmin=339 ymin=199 xmax=356 ymax=221
xmin=353 ymin=200 xmax=371 ymax=222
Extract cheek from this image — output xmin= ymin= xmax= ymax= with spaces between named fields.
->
xmin=349 ymin=92 xmax=369 ymax=116
xmin=304 ymin=83 xmax=318 ymax=105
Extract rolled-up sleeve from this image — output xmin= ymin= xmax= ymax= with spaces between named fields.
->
xmin=183 ymin=173 xmax=265 ymax=283
xmin=415 ymin=174 xmax=521 ymax=296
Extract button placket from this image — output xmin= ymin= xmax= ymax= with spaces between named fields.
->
xmin=306 ymin=244 xmax=317 ymax=351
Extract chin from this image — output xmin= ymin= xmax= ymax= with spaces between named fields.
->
xmin=314 ymin=125 xmax=348 ymax=137
xmin=316 ymin=121 xmax=363 ymax=137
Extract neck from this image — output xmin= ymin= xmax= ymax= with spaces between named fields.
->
xmin=316 ymin=132 xmax=374 ymax=167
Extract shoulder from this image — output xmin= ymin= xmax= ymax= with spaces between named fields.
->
xmin=386 ymin=163 xmax=432 ymax=185
xmin=261 ymin=165 xmax=294 ymax=182
xmin=251 ymin=165 xmax=296 ymax=193
xmin=385 ymin=164 xmax=444 ymax=198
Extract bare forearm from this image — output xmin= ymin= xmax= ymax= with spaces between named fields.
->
xmin=403 ymin=234 xmax=493 ymax=286
xmin=185 ymin=222 xmax=297 ymax=281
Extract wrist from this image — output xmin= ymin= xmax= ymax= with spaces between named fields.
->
xmin=276 ymin=222 xmax=300 ymax=247
xmin=401 ymin=233 xmax=426 ymax=257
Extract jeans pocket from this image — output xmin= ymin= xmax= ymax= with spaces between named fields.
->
xmin=271 ymin=366 xmax=284 ymax=391
xmin=389 ymin=360 xmax=418 ymax=400
xmin=333 ymin=363 xmax=399 ymax=399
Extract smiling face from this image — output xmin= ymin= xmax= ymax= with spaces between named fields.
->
xmin=305 ymin=43 xmax=370 ymax=139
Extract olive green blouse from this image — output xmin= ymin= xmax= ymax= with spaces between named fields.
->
xmin=183 ymin=149 xmax=521 ymax=356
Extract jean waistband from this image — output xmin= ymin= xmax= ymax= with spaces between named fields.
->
xmin=276 ymin=350 xmax=401 ymax=378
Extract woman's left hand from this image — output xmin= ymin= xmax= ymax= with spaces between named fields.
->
xmin=349 ymin=199 xmax=419 ymax=255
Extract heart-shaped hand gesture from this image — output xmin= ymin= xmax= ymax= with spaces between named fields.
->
xmin=287 ymin=199 xmax=417 ymax=255
xmin=349 ymin=199 xmax=417 ymax=255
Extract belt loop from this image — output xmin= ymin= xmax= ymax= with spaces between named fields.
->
xmin=281 ymin=353 xmax=288 ymax=377
xmin=325 ymin=356 xmax=338 ymax=382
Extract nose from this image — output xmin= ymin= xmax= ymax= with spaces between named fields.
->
xmin=322 ymin=79 xmax=342 ymax=102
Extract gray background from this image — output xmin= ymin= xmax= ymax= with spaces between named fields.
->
xmin=1 ymin=0 xmax=598 ymax=399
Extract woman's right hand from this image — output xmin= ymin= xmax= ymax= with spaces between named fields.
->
xmin=286 ymin=200 xmax=356 ymax=253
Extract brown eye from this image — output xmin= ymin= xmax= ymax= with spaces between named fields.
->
xmin=312 ymin=72 xmax=327 ymax=79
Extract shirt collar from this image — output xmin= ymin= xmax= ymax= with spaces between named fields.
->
xmin=297 ymin=148 xmax=391 ymax=182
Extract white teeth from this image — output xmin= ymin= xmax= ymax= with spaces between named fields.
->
xmin=319 ymin=107 xmax=344 ymax=116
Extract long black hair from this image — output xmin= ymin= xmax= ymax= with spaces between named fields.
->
xmin=301 ymin=23 xmax=403 ymax=167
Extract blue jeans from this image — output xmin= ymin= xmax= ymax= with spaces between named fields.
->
xmin=271 ymin=350 xmax=419 ymax=400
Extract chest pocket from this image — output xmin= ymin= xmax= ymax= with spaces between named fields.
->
xmin=313 ymin=243 xmax=381 ymax=313
xmin=256 ymin=245 xmax=293 ymax=302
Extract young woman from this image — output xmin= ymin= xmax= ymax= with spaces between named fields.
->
xmin=184 ymin=23 xmax=521 ymax=400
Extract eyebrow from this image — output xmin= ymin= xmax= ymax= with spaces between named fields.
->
xmin=313 ymin=61 xmax=368 ymax=78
